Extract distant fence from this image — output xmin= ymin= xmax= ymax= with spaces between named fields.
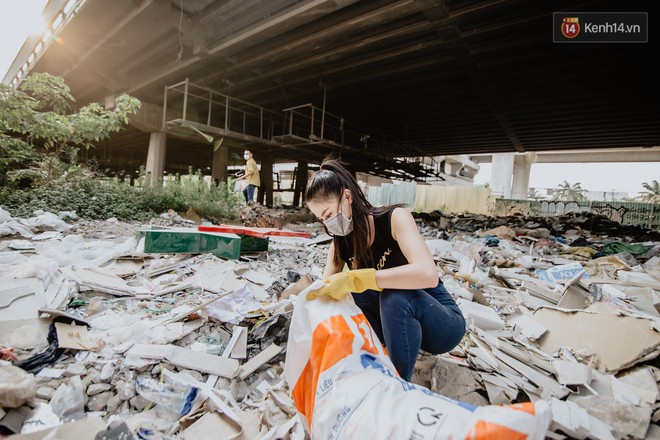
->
xmin=493 ymin=199 xmax=659 ymax=230
xmin=365 ymin=183 xmax=659 ymax=230
xmin=365 ymin=182 xmax=491 ymax=215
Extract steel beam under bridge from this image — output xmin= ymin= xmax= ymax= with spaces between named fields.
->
xmin=471 ymin=147 xmax=660 ymax=164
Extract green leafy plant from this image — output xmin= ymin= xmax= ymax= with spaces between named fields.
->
xmin=0 ymin=72 xmax=141 ymax=186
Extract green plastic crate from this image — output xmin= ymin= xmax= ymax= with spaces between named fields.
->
xmin=142 ymin=228 xmax=241 ymax=259
xmin=239 ymin=235 xmax=269 ymax=252
xmin=200 ymin=232 xmax=242 ymax=259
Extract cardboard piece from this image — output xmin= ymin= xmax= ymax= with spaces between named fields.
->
xmin=63 ymin=266 xmax=137 ymax=297
xmin=534 ymin=304 xmax=660 ymax=373
xmin=552 ymin=360 xmax=593 ymax=386
xmin=101 ymin=258 xmax=144 ymax=278
xmin=37 ymin=309 xmax=91 ymax=327
xmin=55 ymin=322 xmax=104 ymax=351
xmin=238 ymin=343 xmax=282 ymax=380
xmin=491 ymin=347 xmax=569 ymax=399
xmin=223 ymin=326 xmax=247 ymax=359
xmin=550 ymin=398 xmax=615 ymax=440
xmin=181 ymin=411 xmax=242 ymax=440
xmin=456 ymin=298 xmax=505 ymax=331
xmin=557 ymin=286 xmax=590 ymax=310
xmin=508 ymin=309 xmax=548 ymax=340
xmin=165 ymin=346 xmax=239 ymax=378
xmin=125 ymin=344 xmax=170 ymax=360
xmin=231 ymin=327 xmax=248 ymax=359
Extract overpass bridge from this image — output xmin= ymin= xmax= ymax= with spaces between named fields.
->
xmin=467 ymin=148 xmax=660 ymax=199
xmin=3 ymin=0 xmax=659 ymax=206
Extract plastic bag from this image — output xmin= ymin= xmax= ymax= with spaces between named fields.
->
xmin=135 ymin=376 xmax=199 ymax=416
xmin=284 ymin=280 xmax=552 ymax=439
xmin=234 ymin=179 xmax=247 ymax=192
xmin=0 ymin=364 xmax=36 ymax=408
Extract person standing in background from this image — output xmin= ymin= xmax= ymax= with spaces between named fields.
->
xmin=236 ymin=149 xmax=260 ymax=204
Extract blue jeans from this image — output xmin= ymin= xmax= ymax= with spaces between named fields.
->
xmin=353 ymin=281 xmax=466 ymax=381
xmin=243 ymin=184 xmax=257 ymax=202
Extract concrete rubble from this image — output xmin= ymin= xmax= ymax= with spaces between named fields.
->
xmin=0 ymin=205 xmax=659 ymax=439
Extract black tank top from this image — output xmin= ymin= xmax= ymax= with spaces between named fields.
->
xmin=337 ymin=209 xmax=408 ymax=270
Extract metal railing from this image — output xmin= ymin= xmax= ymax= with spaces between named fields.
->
xmin=280 ymin=103 xmax=387 ymax=154
xmin=162 ymin=78 xmax=286 ymax=142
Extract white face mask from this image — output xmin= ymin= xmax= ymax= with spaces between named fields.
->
xmin=323 ymin=198 xmax=353 ymax=236
xmin=244 ymin=154 xmax=250 ymax=160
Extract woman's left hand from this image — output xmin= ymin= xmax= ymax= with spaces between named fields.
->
xmin=307 ymin=269 xmax=381 ymax=301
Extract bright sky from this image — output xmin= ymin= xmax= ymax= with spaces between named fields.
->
xmin=0 ymin=0 xmax=49 ymax=79
xmin=1 ymin=0 xmax=658 ymax=194
xmin=474 ymin=162 xmax=660 ymax=195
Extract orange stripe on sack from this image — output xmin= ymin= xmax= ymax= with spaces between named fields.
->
xmin=465 ymin=421 xmax=528 ymax=440
xmin=351 ymin=314 xmax=380 ymax=355
xmin=506 ymin=402 xmax=536 ymax=415
xmin=291 ymin=315 xmax=356 ymax=423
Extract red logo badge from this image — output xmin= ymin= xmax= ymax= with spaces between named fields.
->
xmin=561 ymin=17 xmax=580 ymax=38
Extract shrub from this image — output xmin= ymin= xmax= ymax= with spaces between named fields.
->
xmin=0 ymin=170 xmax=241 ymax=222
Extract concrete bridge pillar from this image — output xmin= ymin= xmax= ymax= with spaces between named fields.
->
xmin=145 ymin=132 xmax=166 ymax=187
xmin=491 ymin=152 xmax=537 ymax=199
xmin=511 ymin=152 xmax=537 ymax=199
xmin=258 ymin=153 xmax=274 ymax=207
xmin=491 ymin=153 xmax=514 ymax=198
xmin=293 ymin=161 xmax=309 ymax=207
xmin=211 ymin=140 xmax=228 ymax=184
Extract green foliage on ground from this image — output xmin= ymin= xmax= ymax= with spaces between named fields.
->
xmin=0 ymin=168 xmax=242 ymax=222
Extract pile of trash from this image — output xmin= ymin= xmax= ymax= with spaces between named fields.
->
xmin=0 ymin=206 xmax=658 ymax=439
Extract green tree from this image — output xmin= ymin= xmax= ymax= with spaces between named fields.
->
xmin=639 ymin=180 xmax=660 ymax=203
xmin=552 ymin=180 xmax=587 ymax=201
xmin=0 ymin=72 xmax=140 ymax=186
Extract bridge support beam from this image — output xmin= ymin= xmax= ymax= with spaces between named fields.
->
xmin=491 ymin=152 xmax=537 ymax=199
xmin=511 ymin=152 xmax=536 ymax=199
xmin=211 ymin=140 xmax=229 ymax=184
xmin=491 ymin=153 xmax=514 ymax=198
xmin=145 ymin=132 xmax=166 ymax=187
xmin=293 ymin=161 xmax=308 ymax=207
xmin=258 ymin=153 xmax=274 ymax=207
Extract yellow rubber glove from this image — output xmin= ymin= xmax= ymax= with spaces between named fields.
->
xmin=307 ymin=269 xmax=381 ymax=301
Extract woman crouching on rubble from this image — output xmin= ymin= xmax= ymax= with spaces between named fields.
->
xmin=305 ymin=158 xmax=466 ymax=381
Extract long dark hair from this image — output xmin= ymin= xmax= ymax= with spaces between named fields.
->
xmin=306 ymin=157 xmax=395 ymax=269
